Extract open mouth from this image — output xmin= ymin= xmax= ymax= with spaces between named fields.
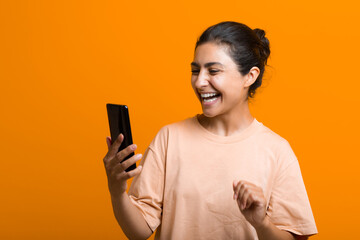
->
xmin=200 ymin=92 xmax=221 ymax=103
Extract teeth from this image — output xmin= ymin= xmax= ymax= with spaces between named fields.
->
xmin=203 ymin=97 xmax=218 ymax=103
xmin=201 ymin=93 xmax=217 ymax=98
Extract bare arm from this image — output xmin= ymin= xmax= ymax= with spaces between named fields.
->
xmin=110 ymin=193 xmax=152 ymax=240
xmin=104 ymin=134 xmax=152 ymax=240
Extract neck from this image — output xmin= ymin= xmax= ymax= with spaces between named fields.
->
xmin=198 ymin=102 xmax=254 ymax=137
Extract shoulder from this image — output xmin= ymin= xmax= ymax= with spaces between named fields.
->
xmin=149 ymin=116 xmax=197 ymax=149
xmin=254 ymin=120 xmax=297 ymax=165
xmin=255 ymin=120 xmax=292 ymax=150
xmin=162 ymin=117 xmax=196 ymax=131
xmin=154 ymin=116 xmax=197 ymax=138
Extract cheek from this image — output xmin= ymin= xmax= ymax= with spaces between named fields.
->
xmin=190 ymin=77 xmax=196 ymax=90
xmin=219 ymin=78 xmax=244 ymax=99
xmin=190 ymin=77 xmax=200 ymax=98
xmin=209 ymin=78 xmax=223 ymax=92
xmin=227 ymin=77 xmax=245 ymax=91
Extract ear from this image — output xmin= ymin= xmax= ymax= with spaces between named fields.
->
xmin=244 ymin=67 xmax=260 ymax=87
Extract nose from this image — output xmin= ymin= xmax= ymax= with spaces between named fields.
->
xmin=194 ymin=70 xmax=209 ymax=90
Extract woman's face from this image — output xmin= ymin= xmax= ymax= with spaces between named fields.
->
xmin=191 ymin=42 xmax=251 ymax=118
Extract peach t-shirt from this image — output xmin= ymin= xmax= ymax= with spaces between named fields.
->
xmin=128 ymin=116 xmax=317 ymax=239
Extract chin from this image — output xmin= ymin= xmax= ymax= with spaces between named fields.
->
xmin=201 ymin=109 xmax=219 ymax=118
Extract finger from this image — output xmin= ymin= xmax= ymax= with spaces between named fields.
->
xmin=125 ymin=165 xmax=143 ymax=178
xmin=244 ymin=186 xmax=265 ymax=209
xmin=233 ymin=181 xmax=243 ymax=200
xmin=233 ymin=180 xmax=239 ymax=190
xmin=115 ymin=144 xmax=137 ymax=162
xmin=237 ymin=182 xmax=248 ymax=208
xmin=111 ymin=153 xmax=142 ymax=174
xmin=105 ymin=134 xmax=124 ymax=160
xmin=106 ymin=136 xmax=112 ymax=149
xmin=117 ymin=165 xmax=143 ymax=180
xmin=107 ymin=144 xmax=137 ymax=169
xmin=237 ymin=181 xmax=251 ymax=200
xmin=245 ymin=193 xmax=257 ymax=209
xmin=239 ymin=187 xmax=251 ymax=210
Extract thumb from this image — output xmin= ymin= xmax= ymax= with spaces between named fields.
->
xmin=106 ymin=136 xmax=112 ymax=150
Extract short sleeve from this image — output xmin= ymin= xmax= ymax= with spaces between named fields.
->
xmin=267 ymin=143 xmax=318 ymax=236
xmin=128 ymin=127 xmax=168 ymax=232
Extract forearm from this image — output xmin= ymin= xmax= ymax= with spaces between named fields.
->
xmin=111 ymin=193 xmax=152 ymax=240
xmin=255 ymin=216 xmax=295 ymax=240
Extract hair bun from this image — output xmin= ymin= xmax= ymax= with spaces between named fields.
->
xmin=253 ymin=28 xmax=270 ymax=64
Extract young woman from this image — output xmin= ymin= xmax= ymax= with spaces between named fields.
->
xmin=103 ymin=21 xmax=317 ymax=240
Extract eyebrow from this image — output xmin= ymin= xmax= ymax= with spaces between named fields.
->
xmin=190 ymin=62 xmax=224 ymax=68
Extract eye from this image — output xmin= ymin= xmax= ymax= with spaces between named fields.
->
xmin=191 ymin=69 xmax=200 ymax=75
xmin=209 ymin=69 xmax=220 ymax=75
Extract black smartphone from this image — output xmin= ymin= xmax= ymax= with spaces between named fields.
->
xmin=106 ymin=104 xmax=136 ymax=172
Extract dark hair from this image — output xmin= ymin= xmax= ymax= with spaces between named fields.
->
xmin=195 ymin=21 xmax=270 ymax=98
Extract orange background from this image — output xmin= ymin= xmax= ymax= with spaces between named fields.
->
xmin=1 ymin=1 xmax=359 ymax=239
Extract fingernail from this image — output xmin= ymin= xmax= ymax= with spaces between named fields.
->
xmin=132 ymin=144 xmax=137 ymax=150
xmin=138 ymin=166 xmax=143 ymax=171
xmin=136 ymin=154 xmax=142 ymax=159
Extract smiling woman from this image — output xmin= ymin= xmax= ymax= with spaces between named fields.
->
xmin=191 ymin=43 xmax=256 ymax=121
xmin=194 ymin=22 xmax=270 ymax=99
xmin=103 ymin=21 xmax=318 ymax=240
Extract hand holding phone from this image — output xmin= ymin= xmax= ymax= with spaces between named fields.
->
xmin=103 ymin=104 xmax=142 ymax=197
